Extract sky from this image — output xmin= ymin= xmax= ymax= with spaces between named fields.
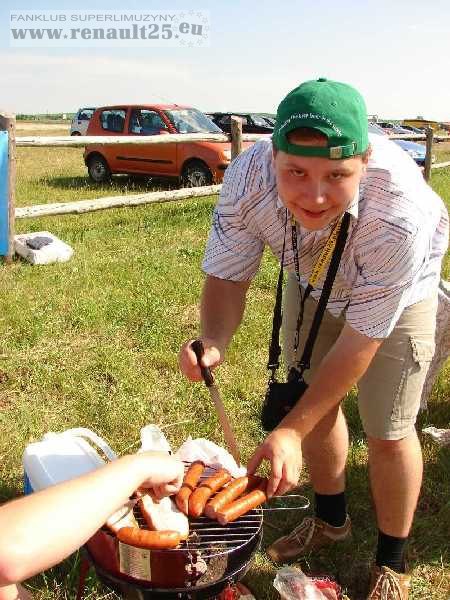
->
xmin=0 ymin=0 xmax=449 ymax=120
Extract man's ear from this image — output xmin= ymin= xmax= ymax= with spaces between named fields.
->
xmin=362 ymin=144 xmax=372 ymax=166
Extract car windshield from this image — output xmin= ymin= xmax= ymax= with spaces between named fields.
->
xmin=164 ymin=108 xmax=222 ymax=134
xmin=251 ymin=115 xmax=270 ymax=127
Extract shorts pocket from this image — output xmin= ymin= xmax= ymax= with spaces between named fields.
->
xmin=391 ymin=335 xmax=435 ymax=421
xmin=410 ymin=337 xmax=435 ymax=364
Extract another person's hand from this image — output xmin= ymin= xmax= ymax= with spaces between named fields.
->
xmin=247 ymin=428 xmax=303 ymax=498
xmin=0 ymin=583 xmax=32 ymax=600
xmin=178 ymin=338 xmax=224 ymax=382
xmin=135 ymin=452 xmax=184 ymax=499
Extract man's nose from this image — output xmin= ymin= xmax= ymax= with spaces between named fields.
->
xmin=304 ymin=180 xmax=327 ymax=205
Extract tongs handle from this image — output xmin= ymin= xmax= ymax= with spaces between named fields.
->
xmin=191 ymin=340 xmax=214 ymax=387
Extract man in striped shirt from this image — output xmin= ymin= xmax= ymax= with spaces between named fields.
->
xmin=179 ymin=79 xmax=448 ymax=599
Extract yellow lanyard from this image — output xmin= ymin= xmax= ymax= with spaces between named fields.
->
xmin=290 ymin=215 xmax=343 ymax=289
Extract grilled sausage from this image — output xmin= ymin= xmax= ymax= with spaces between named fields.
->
xmin=216 ymin=482 xmax=267 ymax=524
xmin=188 ymin=468 xmax=231 ymax=518
xmin=175 ymin=461 xmax=205 ymax=515
xmin=204 ymin=475 xmax=263 ymax=519
xmin=117 ymin=527 xmax=181 ymax=549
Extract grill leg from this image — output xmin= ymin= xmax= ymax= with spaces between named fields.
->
xmin=76 ymin=556 xmax=91 ymax=600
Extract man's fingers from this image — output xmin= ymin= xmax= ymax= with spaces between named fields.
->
xmin=267 ymin=457 xmax=283 ymax=498
xmin=246 ymin=448 xmax=263 ymax=475
xmin=178 ymin=340 xmax=222 ymax=381
xmin=178 ymin=340 xmax=203 ymax=381
xmin=274 ymin=463 xmax=294 ymax=497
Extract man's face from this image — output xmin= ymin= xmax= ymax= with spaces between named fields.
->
xmin=273 ymin=141 xmax=367 ymax=230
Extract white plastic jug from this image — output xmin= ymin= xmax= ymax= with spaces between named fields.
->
xmin=23 ymin=428 xmax=117 ymax=494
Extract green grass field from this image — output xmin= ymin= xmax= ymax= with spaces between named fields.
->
xmin=0 ymin=130 xmax=449 ymax=599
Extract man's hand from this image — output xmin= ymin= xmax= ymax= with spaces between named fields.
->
xmin=178 ymin=276 xmax=250 ymax=381
xmin=178 ymin=337 xmax=224 ymax=382
xmin=137 ymin=452 xmax=184 ymax=499
xmin=247 ymin=428 xmax=303 ymax=498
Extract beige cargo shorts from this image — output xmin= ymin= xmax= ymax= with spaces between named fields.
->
xmin=282 ymin=274 xmax=438 ymax=440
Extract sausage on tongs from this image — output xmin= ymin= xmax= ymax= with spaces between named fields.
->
xmin=188 ymin=468 xmax=231 ymax=518
xmin=204 ymin=475 xmax=263 ymax=519
xmin=175 ymin=460 xmax=205 ymax=515
xmin=216 ymin=480 xmax=267 ymax=524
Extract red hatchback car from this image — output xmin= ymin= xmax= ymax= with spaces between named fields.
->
xmin=84 ymin=104 xmax=252 ymax=186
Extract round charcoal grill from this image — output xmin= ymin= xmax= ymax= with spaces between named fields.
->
xmin=84 ymin=505 xmax=263 ymax=599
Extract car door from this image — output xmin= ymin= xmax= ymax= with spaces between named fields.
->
xmin=116 ymin=108 xmax=176 ymax=176
xmin=94 ymin=108 xmax=128 ymax=172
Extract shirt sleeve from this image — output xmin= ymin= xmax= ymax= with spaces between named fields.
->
xmin=202 ymin=146 xmax=266 ymax=282
xmin=345 ymin=216 xmax=426 ymax=338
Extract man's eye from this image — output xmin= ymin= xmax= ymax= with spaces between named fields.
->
xmin=291 ymin=169 xmax=305 ymax=177
xmin=329 ymin=172 xmax=343 ymax=180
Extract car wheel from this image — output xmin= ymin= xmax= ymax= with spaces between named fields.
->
xmin=87 ymin=155 xmax=111 ymax=183
xmin=181 ymin=161 xmax=213 ymax=187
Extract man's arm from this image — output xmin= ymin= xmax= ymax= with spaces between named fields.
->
xmin=282 ymin=323 xmax=382 ymax=437
xmin=248 ymin=324 xmax=382 ymax=496
xmin=179 ymin=275 xmax=251 ymax=381
xmin=0 ymin=452 xmax=183 ymax=586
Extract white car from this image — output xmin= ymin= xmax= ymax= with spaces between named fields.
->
xmin=70 ymin=108 xmax=96 ymax=136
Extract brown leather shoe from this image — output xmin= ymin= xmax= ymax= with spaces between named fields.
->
xmin=368 ymin=565 xmax=411 ymax=599
xmin=266 ymin=515 xmax=351 ymax=564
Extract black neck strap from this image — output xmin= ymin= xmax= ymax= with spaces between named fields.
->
xmin=267 ymin=211 xmax=351 ymax=380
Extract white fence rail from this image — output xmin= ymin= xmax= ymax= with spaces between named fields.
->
xmin=15 ymin=132 xmax=267 ymax=148
xmin=15 ymin=185 xmax=222 ymax=219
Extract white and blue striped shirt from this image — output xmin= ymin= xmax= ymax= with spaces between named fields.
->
xmin=202 ymin=134 xmax=449 ymax=338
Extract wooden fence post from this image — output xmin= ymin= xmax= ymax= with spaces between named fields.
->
xmin=231 ymin=116 xmax=243 ymax=160
xmin=0 ymin=113 xmax=16 ymax=263
xmin=424 ymin=127 xmax=433 ymax=182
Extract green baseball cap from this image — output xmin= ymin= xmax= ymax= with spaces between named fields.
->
xmin=273 ymin=78 xmax=369 ymax=159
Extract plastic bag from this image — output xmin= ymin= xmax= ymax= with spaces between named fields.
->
xmin=273 ymin=567 xmax=342 ymax=600
xmin=175 ymin=437 xmax=246 ymax=478
xmin=422 ymin=427 xmax=450 ymax=447
xmin=139 ymin=424 xmax=172 ymax=453
xmin=273 ymin=567 xmax=327 ymax=599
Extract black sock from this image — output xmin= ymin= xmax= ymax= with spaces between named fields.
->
xmin=314 ymin=492 xmax=347 ymax=528
xmin=376 ymin=530 xmax=407 ymax=573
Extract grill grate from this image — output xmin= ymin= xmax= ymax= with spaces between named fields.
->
xmin=134 ymin=508 xmax=263 ymax=559
xmin=131 ymin=464 xmax=263 ymax=559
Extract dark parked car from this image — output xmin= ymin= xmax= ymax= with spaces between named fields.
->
xmin=208 ymin=112 xmax=274 ymax=134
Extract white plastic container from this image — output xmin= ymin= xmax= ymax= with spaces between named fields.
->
xmin=23 ymin=428 xmax=117 ymax=494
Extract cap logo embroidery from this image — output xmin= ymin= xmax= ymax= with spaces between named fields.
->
xmin=279 ymin=112 xmax=342 ymax=136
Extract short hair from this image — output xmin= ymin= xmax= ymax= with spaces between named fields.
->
xmin=287 ymin=127 xmax=371 ymax=160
